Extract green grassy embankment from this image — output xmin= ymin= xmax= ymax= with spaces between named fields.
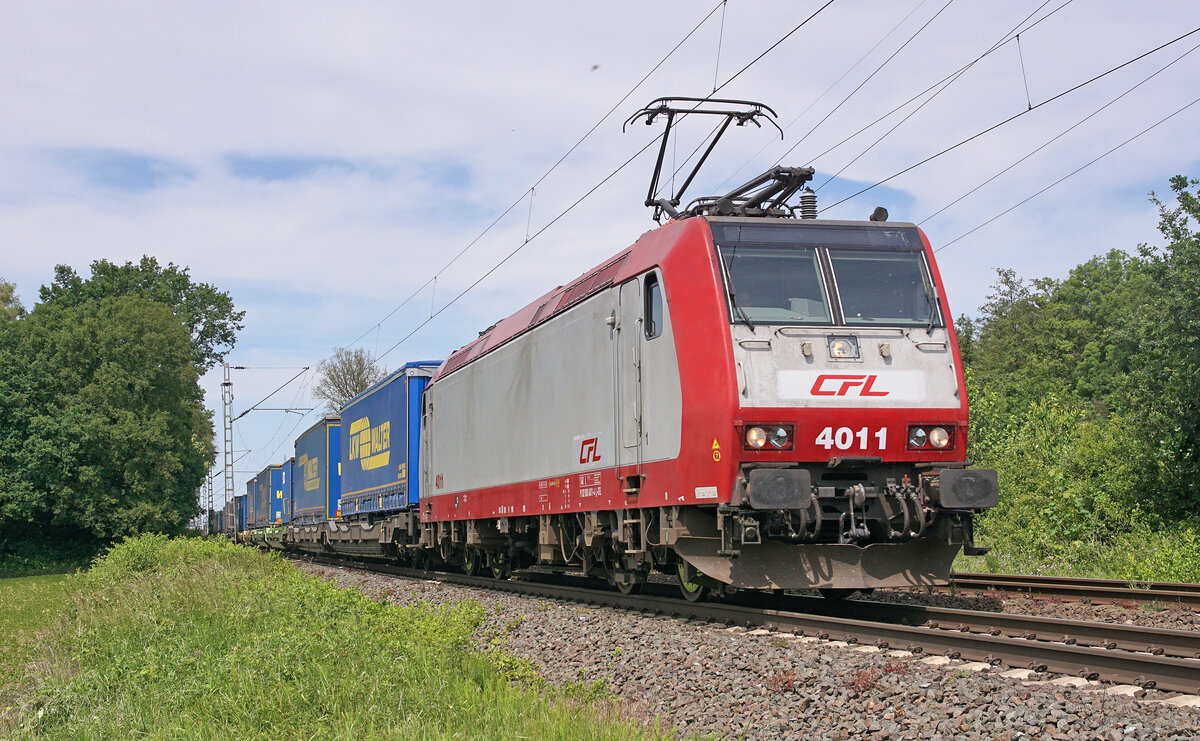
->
xmin=3 ymin=535 xmax=653 ymax=740
xmin=0 ymin=573 xmax=72 ymax=719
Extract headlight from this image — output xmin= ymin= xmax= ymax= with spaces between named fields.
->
xmin=827 ymin=336 xmax=860 ymax=359
xmin=907 ymin=427 xmax=928 ymax=448
xmin=746 ymin=427 xmax=767 ymax=449
xmin=929 ymin=427 xmax=951 ymax=448
xmin=769 ymin=426 xmax=790 ymax=448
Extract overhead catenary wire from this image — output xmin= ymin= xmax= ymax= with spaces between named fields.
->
xmin=809 ymin=0 xmax=1071 ymax=191
xmin=713 ymin=0 xmax=838 ymax=92
xmin=712 ymin=0 xmax=728 ymax=93
xmin=374 ymin=131 xmax=666 ymax=364
xmin=654 ymin=1 xmax=848 ymax=204
xmin=792 ymin=0 xmax=1073 ymax=182
xmin=920 ymin=38 xmax=1200 ymax=226
xmin=816 ymin=24 xmax=1200 ymax=215
xmin=233 ymin=367 xmax=310 ymax=422
xmin=935 ymin=95 xmax=1200 ymax=253
xmin=779 ymin=0 xmax=960 ymax=166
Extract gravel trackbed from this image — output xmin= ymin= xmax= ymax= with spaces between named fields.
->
xmin=300 ymin=562 xmax=1200 ymax=740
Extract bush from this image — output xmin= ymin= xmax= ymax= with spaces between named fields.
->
xmin=961 ymin=387 xmax=1200 ymax=580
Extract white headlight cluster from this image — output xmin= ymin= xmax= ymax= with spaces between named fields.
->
xmin=744 ymin=424 xmax=794 ymax=450
xmin=907 ymin=425 xmax=953 ymax=450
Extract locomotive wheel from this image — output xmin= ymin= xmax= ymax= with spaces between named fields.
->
xmin=463 ymin=549 xmax=482 ymax=577
xmin=818 ymin=588 xmax=856 ymax=601
xmin=676 ymin=563 xmax=710 ymax=602
xmin=615 ymin=578 xmax=643 ymax=596
xmin=490 ymin=554 xmax=511 ymax=580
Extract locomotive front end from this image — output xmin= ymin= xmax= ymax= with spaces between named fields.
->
xmin=673 ymin=217 xmax=997 ymax=593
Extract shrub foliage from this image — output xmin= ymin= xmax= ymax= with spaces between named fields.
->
xmin=961 ymin=175 xmax=1200 ymax=578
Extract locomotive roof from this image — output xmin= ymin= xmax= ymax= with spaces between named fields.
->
xmin=433 ymin=216 xmax=929 ymax=383
xmin=433 ymin=218 xmax=700 ymax=382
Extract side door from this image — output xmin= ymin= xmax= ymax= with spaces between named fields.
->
xmin=615 ymin=278 xmax=642 ymax=478
xmin=614 ymin=270 xmax=663 ymax=489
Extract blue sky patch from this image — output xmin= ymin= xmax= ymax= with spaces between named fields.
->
xmin=53 ymin=148 xmax=194 ymax=192
xmin=225 ymin=155 xmax=357 ymax=182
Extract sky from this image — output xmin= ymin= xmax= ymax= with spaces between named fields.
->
xmin=2 ymin=1 xmax=1198 ymax=514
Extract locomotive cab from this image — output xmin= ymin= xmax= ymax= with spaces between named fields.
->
xmin=666 ymin=216 xmax=996 ymax=592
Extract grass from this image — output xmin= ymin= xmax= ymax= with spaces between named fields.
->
xmin=3 ymin=534 xmax=656 ymax=740
xmin=0 ymin=573 xmax=73 ymax=718
xmin=954 ymin=521 xmax=1200 ymax=583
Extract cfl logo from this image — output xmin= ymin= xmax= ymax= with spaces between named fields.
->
xmin=579 ymin=437 xmax=601 ymax=464
xmin=810 ymin=374 xmax=889 ymax=397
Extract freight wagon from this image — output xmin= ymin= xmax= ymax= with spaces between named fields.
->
xmin=291 ymin=417 xmax=341 ymax=553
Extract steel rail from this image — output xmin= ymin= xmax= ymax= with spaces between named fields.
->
xmin=746 ymin=594 xmax=1200 ymax=660
xmin=950 ymin=572 xmax=1200 ymax=605
xmin=298 ymin=555 xmax=1200 ymax=694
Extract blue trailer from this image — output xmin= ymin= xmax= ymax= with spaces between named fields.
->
xmin=255 ymin=464 xmax=285 ymax=525
xmin=339 ymin=361 xmax=440 ymax=517
xmin=235 ymin=494 xmax=248 ymax=533
xmin=293 ymin=416 xmax=342 ymax=524
xmin=245 ymin=479 xmax=258 ymax=527
xmin=281 ymin=457 xmax=295 ymax=524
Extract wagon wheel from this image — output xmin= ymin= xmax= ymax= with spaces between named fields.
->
xmin=676 ymin=562 xmax=710 ymax=602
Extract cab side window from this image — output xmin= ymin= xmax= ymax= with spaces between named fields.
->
xmin=644 ymin=273 xmax=663 ymax=340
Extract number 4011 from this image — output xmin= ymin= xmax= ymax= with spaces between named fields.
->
xmin=814 ymin=426 xmax=886 ymax=451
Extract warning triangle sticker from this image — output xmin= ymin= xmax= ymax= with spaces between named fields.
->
xmin=712 ymin=438 xmax=720 ymax=450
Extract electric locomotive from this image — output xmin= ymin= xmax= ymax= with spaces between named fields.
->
xmin=419 ymin=166 xmax=996 ymax=598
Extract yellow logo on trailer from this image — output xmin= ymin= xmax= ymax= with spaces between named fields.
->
xmin=348 ymin=417 xmax=391 ymax=471
xmin=299 ymin=453 xmax=321 ymax=492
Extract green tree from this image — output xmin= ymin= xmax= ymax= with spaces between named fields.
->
xmin=966 ymin=252 xmax=1150 ymax=421
xmin=1140 ymin=175 xmax=1200 ymax=508
xmin=0 ymin=278 xmax=22 ymax=321
xmin=39 ymin=256 xmax=244 ymax=371
xmin=313 ymin=347 xmax=387 ymax=412
xmin=0 ymin=295 xmax=212 ymax=539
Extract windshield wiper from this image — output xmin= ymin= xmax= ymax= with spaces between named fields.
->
xmin=729 ymin=292 xmax=755 ymax=331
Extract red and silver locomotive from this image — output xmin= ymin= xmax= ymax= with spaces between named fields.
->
xmin=420 ymin=108 xmax=997 ymax=597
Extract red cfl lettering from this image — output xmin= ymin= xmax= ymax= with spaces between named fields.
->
xmin=810 ymin=374 xmax=889 ymax=397
xmin=579 ymin=437 xmax=601 ymax=464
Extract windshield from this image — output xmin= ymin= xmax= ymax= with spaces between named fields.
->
xmin=716 ymin=240 xmax=940 ymax=327
xmin=720 ymin=245 xmax=832 ymax=324
xmin=830 ymin=250 xmax=938 ymax=326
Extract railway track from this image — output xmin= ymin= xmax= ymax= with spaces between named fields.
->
xmin=298 ymin=554 xmax=1200 ymax=695
xmin=949 ymin=572 xmax=1200 ymax=605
